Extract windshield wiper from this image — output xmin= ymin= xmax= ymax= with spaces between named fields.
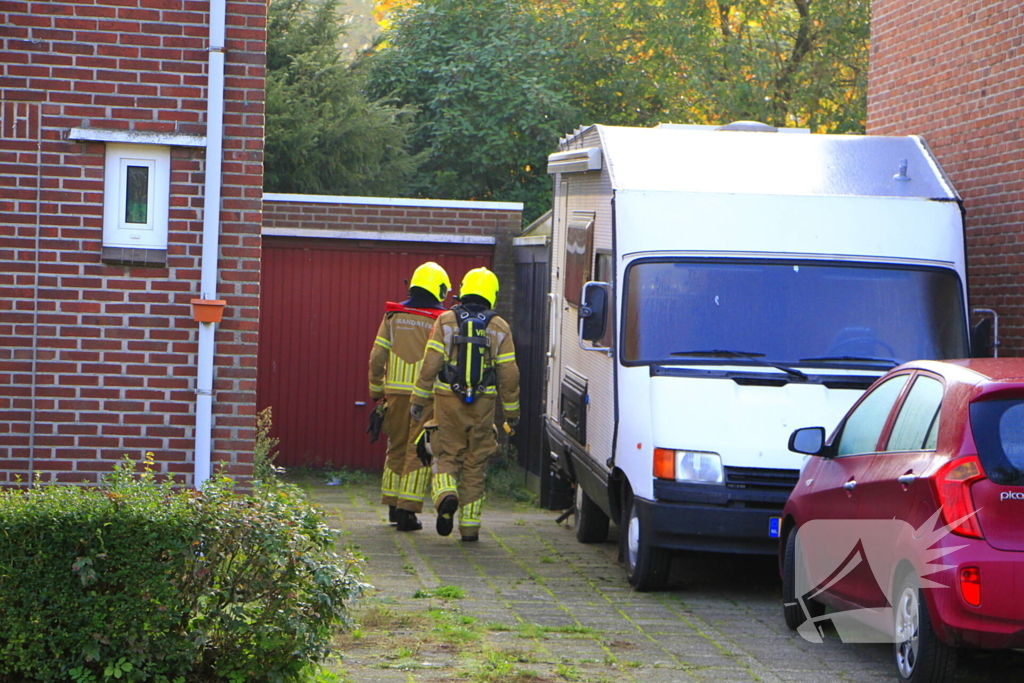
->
xmin=800 ymin=355 xmax=899 ymax=367
xmin=670 ymin=349 xmax=808 ymax=381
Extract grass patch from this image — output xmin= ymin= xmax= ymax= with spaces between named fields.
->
xmin=413 ymin=584 xmax=466 ymax=600
xmin=468 ymin=648 xmax=546 ymax=683
xmin=429 ymin=608 xmax=481 ymax=644
xmin=356 ymin=605 xmax=429 ymax=631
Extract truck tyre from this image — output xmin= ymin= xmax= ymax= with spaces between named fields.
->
xmin=893 ymin=572 xmax=957 ymax=683
xmin=621 ymin=489 xmax=671 ymax=591
xmin=782 ymin=529 xmax=824 ymax=630
xmin=574 ymin=483 xmax=609 ymax=543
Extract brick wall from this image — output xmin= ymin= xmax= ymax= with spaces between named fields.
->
xmin=868 ymin=0 xmax=1024 ymax=354
xmin=0 ymin=1 xmax=266 ymax=486
xmin=262 ymin=195 xmax=523 ymax=323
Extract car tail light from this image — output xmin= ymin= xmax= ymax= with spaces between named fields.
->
xmin=960 ymin=567 xmax=981 ymax=606
xmin=934 ymin=455 xmax=985 ymax=539
xmin=653 ymin=448 xmax=675 ymax=479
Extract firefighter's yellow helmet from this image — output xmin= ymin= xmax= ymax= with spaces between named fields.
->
xmin=460 ymin=267 xmax=499 ymax=307
xmin=410 ymin=261 xmax=451 ymax=301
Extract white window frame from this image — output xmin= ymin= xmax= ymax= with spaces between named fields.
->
xmin=102 ymin=142 xmax=170 ymax=251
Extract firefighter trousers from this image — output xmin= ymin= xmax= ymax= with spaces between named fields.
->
xmin=380 ymin=393 xmax=433 ymax=511
xmin=431 ymin=392 xmax=496 ymax=536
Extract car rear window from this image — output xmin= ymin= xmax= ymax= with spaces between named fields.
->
xmin=969 ymin=399 xmax=1024 ymax=486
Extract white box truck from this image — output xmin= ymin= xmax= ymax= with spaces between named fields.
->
xmin=543 ymin=122 xmax=974 ymax=590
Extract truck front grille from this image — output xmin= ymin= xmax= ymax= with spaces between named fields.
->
xmin=724 ymin=466 xmax=800 ymax=493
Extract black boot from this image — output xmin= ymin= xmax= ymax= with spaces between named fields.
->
xmin=388 ymin=505 xmax=398 ymax=524
xmin=396 ymin=509 xmax=423 ymax=532
xmin=436 ymin=495 xmax=458 ymax=537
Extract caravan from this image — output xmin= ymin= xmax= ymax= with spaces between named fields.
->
xmin=543 ymin=123 xmax=975 ymax=590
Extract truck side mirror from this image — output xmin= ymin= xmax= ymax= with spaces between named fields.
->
xmin=788 ymin=427 xmax=826 ymax=456
xmin=578 ymin=282 xmax=609 ymax=342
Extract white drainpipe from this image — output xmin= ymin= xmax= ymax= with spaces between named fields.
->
xmin=195 ymin=0 xmax=227 ymax=488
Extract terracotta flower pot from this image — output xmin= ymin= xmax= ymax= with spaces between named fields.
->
xmin=190 ymin=298 xmax=227 ymax=323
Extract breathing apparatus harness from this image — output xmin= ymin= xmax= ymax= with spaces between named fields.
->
xmin=443 ymin=303 xmax=497 ymax=404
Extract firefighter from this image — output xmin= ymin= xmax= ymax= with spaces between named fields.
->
xmin=410 ymin=267 xmax=520 ymax=542
xmin=368 ymin=261 xmax=451 ymax=532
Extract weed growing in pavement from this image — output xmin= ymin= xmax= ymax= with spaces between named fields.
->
xmin=485 ymin=621 xmax=515 ymax=631
xmin=357 ymin=605 xmax=428 ymax=631
xmin=556 ymin=661 xmax=581 ymax=679
xmin=468 ymin=648 xmax=543 ymax=683
xmin=413 ymin=584 xmax=466 ymax=599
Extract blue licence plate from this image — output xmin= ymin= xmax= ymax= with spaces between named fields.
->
xmin=768 ymin=517 xmax=781 ymax=539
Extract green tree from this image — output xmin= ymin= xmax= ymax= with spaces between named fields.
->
xmin=363 ymin=0 xmax=867 ymax=221
xmin=265 ymin=0 xmax=420 ymax=196
xmin=365 ymin=0 xmax=583 ymax=222
xmin=556 ymin=0 xmax=869 ymax=132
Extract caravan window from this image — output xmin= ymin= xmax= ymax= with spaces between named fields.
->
xmin=563 ymin=212 xmax=595 ymax=305
xmin=622 ymin=259 xmax=968 ymax=367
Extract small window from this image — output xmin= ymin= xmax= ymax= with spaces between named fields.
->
xmin=835 ymin=374 xmax=910 ymax=456
xmin=563 ymin=211 xmax=595 ymax=305
xmin=124 ymin=164 xmax=152 ymax=225
xmin=886 ymin=375 xmax=943 ymax=452
xmin=102 ymin=143 xmax=169 ymax=266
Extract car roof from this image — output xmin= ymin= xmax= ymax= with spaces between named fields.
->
xmin=899 ymin=358 xmax=1024 ymax=385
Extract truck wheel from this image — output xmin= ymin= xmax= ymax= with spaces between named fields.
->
xmin=893 ymin=572 xmax=957 ymax=683
xmin=621 ymin=490 xmax=671 ymax=591
xmin=782 ymin=529 xmax=824 ymax=630
xmin=574 ymin=483 xmax=609 ymax=543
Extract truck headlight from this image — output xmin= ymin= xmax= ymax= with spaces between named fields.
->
xmin=654 ymin=448 xmax=724 ymax=484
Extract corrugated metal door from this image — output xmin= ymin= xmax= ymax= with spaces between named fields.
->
xmin=258 ymin=237 xmax=493 ymax=470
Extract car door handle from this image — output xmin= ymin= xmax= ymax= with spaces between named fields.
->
xmin=843 ymin=480 xmax=857 ymax=491
xmin=897 ymin=473 xmax=917 ymax=486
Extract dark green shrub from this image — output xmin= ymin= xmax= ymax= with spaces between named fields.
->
xmin=0 ymin=459 xmax=363 ymax=683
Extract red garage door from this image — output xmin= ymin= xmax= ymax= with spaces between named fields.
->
xmin=257 ymin=237 xmax=493 ymax=470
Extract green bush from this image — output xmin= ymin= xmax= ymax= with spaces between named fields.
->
xmin=0 ymin=459 xmax=363 ymax=683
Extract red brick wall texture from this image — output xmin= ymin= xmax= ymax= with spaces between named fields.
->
xmin=0 ymin=1 xmax=266 ymax=486
xmin=869 ymin=0 xmax=1024 ymax=354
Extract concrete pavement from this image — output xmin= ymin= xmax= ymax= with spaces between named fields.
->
xmin=306 ymin=479 xmax=1019 ymax=683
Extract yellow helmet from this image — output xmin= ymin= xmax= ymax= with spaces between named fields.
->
xmin=459 ymin=267 xmax=499 ymax=307
xmin=410 ymin=261 xmax=451 ymax=301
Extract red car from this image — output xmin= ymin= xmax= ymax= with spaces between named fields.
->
xmin=780 ymin=359 xmax=1024 ymax=683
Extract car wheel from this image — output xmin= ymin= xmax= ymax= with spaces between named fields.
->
xmin=893 ymin=572 xmax=957 ymax=683
xmin=574 ymin=483 xmax=609 ymax=543
xmin=620 ymin=488 xmax=671 ymax=591
xmin=782 ymin=529 xmax=825 ymax=630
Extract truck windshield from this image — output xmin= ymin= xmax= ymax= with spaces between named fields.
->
xmin=623 ymin=259 xmax=968 ymax=366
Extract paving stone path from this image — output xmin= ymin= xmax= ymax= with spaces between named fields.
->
xmin=306 ymin=479 xmax=1022 ymax=683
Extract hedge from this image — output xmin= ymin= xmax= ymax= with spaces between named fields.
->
xmin=0 ymin=459 xmax=363 ymax=683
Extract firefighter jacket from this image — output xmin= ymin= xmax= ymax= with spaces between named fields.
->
xmin=410 ymin=308 xmax=520 ymax=420
xmin=368 ymin=302 xmax=444 ymax=398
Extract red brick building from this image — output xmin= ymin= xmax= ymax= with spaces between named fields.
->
xmin=869 ymin=1 xmax=1024 ymax=354
xmin=0 ymin=0 xmax=266 ymax=486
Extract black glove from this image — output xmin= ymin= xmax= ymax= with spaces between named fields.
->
xmin=507 ymin=417 xmax=519 ymax=428
xmin=366 ymin=400 xmax=386 ymax=443
xmin=416 ymin=432 xmax=432 ymax=467
xmin=410 ymin=403 xmax=424 ymax=422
